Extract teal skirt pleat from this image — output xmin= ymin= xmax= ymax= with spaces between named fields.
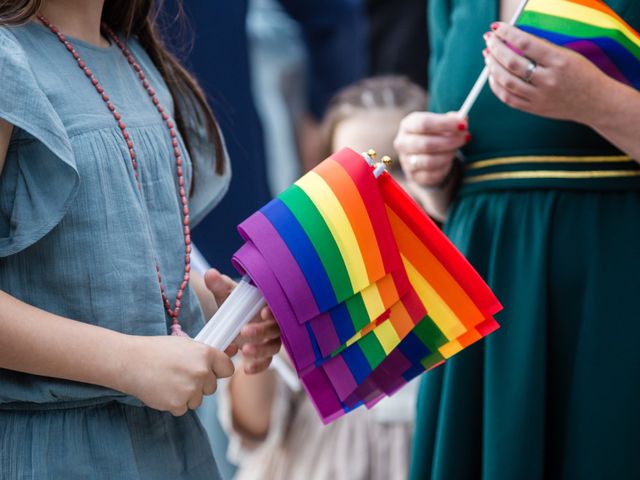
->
xmin=410 ymin=190 xmax=640 ymax=480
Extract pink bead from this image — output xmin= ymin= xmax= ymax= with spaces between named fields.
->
xmin=107 ymin=102 xmax=115 ymax=112
xmin=148 ymin=88 xmax=156 ymax=97
xmin=181 ymin=196 xmax=187 ymax=206
xmin=51 ymin=26 xmax=59 ymax=34
xmin=166 ymin=120 xmax=174 ymax=129
xmin=78 ymin=60 xmax=86 ymax=69
xmin=177 ymin=166 xmax=183 ymax=176
xmin=169 ymin=129 xmax=176 ymax=138
xmin=129 ymin=149 xmax=136 ymax=159
xmin=72 ymin=51 xmax=80 ymax=59
xmin=58 ymin=33 xmax=66 ymax=41
xmin=176 ymin=291 xmax=183 ymax=300
xmin=157 ymin=105 xmax=163 ymax=113
xmin=172 ymin=138 xmax=178 ymax=147
xmin=123 ymin=131 xmax=129 ymax=140
xmin=179 ymin=187 xmax=186 ymax=197
xmin=162 ymin=112 xmax=170 ymax=121
xmin=142 ymin=80 xmax=149 ymax=89
xmin=181 ymin=280 xmax=188 ymax=290
xmin=134 ymin=64 xmax=141 ymax=72
xmin=65 ymin=42 xmax=73 ymax=52
xmin=118 ymin=120 xmax=126 ymax=130
xmin=185 ymin=254 xmax=190 ymax=263
xmin=152 ymin=97 xmax=159 ymax=106
xmin=183 ymin=216 xmax=190 ymax=226
xmin=102 ymin=93 xmax=109 ymax=102
xmin=184 ymin=273 xmax=190 ymax=281
xmin=96 ymin=85 xmax=104 ymax=94
xmin=175 ymin=299 xmax=181 ymax=309
xmin=138 ymin=72 xmax=145 ymax=80
xmin=113 ymin=112 xmax=121 ymax=120
xmin=183 ymin=206 xmax=188 ymax=215
xmin=185 ymin=264 xmax=191 ymax=273
xmin=176 ymin=157 xmax=183 ymax=166
xmin=184 ymin=226 xmax=190 ymax=235
xmin=91 ymin=77 xmax=99 ymax=86
xmin=127 ymin=56 xmax=135 ymax=65
xmin=178 ymin=177 xmax=185 ymax=187
xmin=186 ymin=245 xmax=192 ymax=254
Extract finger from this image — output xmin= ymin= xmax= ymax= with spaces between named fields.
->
xmin=209 ymin=349 xmax=235 ymax=378
xmin=187 ymin=392 xmax=204 ymax=410
xmin=202 ymin=373 xmax=217 ymax=396
xmin=170 ymin=404 xmax=188 ymax=417
xmin=244 ymin=357 xmax=273 ymax=375
xmin=411 ymin=164 xmax=453 ymax=187
xmin=242 ymin=338 xmax=282 ymax=361
xmin=203 ymin=269 xmax=236 ymax=306
xmin=487 ymin=74 xmax=532 ymax=111
xmin=400 ymin=152 xmax=457 ymax=174
xmin=394 ymin=132 xmax=468 ymax=156
xmin=491 ymin=23 xmax=557 ymax=66
xmin=486 ymin=32 xmax=531 ymax=80
xmin=224 ymin=343 xmax=239 ymax=357
xmin=397 ymin=111 xmax=467 ymax=136
xmin=485 ymin=49 xmax=537 ymax=98
xmin=240 ymin=320 xmax=281 ymax=343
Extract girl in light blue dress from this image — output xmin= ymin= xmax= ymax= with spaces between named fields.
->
xmin=0 ymin=2 xmax=281 ymax=479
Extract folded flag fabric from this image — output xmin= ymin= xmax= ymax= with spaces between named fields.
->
xmin=517 ymin=0 xmax=640 ymax=89
xmin=232 ymin=148 xmax=503 ymax=423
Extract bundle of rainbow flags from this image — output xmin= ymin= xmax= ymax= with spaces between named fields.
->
xmin=232 ymin=148 xmax=502 ymax=423
xmin=516 ymin=0 xmax=640 ymax=89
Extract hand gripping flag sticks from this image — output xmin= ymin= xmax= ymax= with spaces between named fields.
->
xmin=196 ymin=148 xmax=502 ymax=423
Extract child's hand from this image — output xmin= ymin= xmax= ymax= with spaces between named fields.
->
xmin=120 ymin=336 xmax=234 ymax=416
xmin=204 ymin=269 xmax=282 ymax=374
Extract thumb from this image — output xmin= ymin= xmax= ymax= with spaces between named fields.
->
xmin=204 ymin=268 xmax=236 ymax=306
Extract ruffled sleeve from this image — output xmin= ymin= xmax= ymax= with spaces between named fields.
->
xmin=0 ymin=28 xmax=79 ymax=257
xmin=179 ymin=91 xmax=232 ymax=228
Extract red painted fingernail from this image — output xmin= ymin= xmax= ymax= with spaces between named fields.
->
xmin=482 ymin=48 xmax=489 ymax=57
xmin=491 ymin=22 xmax=499 ymax=31
xmin=483 ymin=32 xmax=491 ymax=41
xmin=458 ymin=122 xmax=467 ymax=131
xmin=465 ymin=133 xmax=472 ymax=143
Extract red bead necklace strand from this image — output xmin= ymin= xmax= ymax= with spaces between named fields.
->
xmin=38 ymin=15 xmax=192 ymax=336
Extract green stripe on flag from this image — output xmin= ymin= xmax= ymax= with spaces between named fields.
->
xmin=280 ymin=185 xmax=353 ymax=300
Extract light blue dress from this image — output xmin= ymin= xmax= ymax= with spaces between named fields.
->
xmin=0 ymin=22 xmax=231 ymax=479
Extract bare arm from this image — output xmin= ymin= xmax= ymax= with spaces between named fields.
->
xmin=0 ymin=118 xmax=13 ymax=175
xmin=587 ymin=80 xmax=640 ymax=161
xmin=229 ymin=365 xmax=277 ymax=441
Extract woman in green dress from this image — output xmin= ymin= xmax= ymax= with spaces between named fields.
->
xmin=395 ymin=0 xmax=640 ymax=478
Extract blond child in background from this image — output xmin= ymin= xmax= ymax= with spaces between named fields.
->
xmin=217 ymin=76 xmax=428 ymax=480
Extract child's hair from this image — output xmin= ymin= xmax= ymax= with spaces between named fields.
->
xmin=0 ymin=0 xmax=225 ymax=179
xmin=321 ymin=75 xmax=428 ymax=159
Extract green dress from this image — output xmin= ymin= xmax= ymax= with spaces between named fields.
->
xmin=410 ymin=1 xmax=640 ymax=479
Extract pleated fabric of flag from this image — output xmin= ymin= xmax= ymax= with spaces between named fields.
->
xmin=232 ymin=148 xmax=502 ymax=423
xmin=517 ymin=0 xmax=640 ymax=89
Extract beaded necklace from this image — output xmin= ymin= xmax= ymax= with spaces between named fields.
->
xmin=38 ymin=14 xmax=192 ymax=336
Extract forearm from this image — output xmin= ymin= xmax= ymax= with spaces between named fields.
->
xmin=586 ymin=78 xmax=640 ymax=161
xmin=229 ymin=363 xmax=277 ymax=441
xmin=0 ymin=289 xmax=131 ymax=393
xmin=190 ymin=270 xmax=218 ymax=320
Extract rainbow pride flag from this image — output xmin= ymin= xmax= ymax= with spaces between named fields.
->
xmin=232 ymin=148 xmax=502 ymax=423
xmin=517 ymin=0 xmax=640 ymax=89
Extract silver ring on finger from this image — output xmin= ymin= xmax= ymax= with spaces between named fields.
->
xmin=523 ymin=59 xmax=538 ymax=83
xmin=409 ymin=155 xmax=419 ymax=168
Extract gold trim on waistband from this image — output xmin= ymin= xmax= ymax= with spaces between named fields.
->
xmin=464 ymin=169 xmax=640 ymax=184
xmin=467 ymin=155 xmax=634 ymax=170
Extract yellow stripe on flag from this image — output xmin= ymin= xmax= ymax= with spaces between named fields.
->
xmin=296 ymin=172 xmax=370 ymax=292
xmin=525 ymin=0 xmax=640 ymax=48
xmin=374 ymin=319 xmax=401 ymax=355
xmin=402 ymin=255 xmax=467 ymax=341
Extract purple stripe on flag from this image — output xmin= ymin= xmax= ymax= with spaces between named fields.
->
xmin=238 ymin=212 xmax=320 ymax=323
xmin=300 ymin=368 xmax=346 ymax=424
xmin=232 ymin=242 xmax=316 ymax=373
xmin=309 ymin=312 xmax=342 ymax=358
xmin=322 ymin=354 xmax=359 ymax=401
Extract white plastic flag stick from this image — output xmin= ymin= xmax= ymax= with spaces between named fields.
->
xmin=458 ymin=0 xmax=530 ymax=119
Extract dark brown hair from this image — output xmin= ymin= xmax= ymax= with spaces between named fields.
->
xmin=321 ymin=75 xmax=428 ymax=160
xmin=0 ymin=0 xmax=225 ymax=176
